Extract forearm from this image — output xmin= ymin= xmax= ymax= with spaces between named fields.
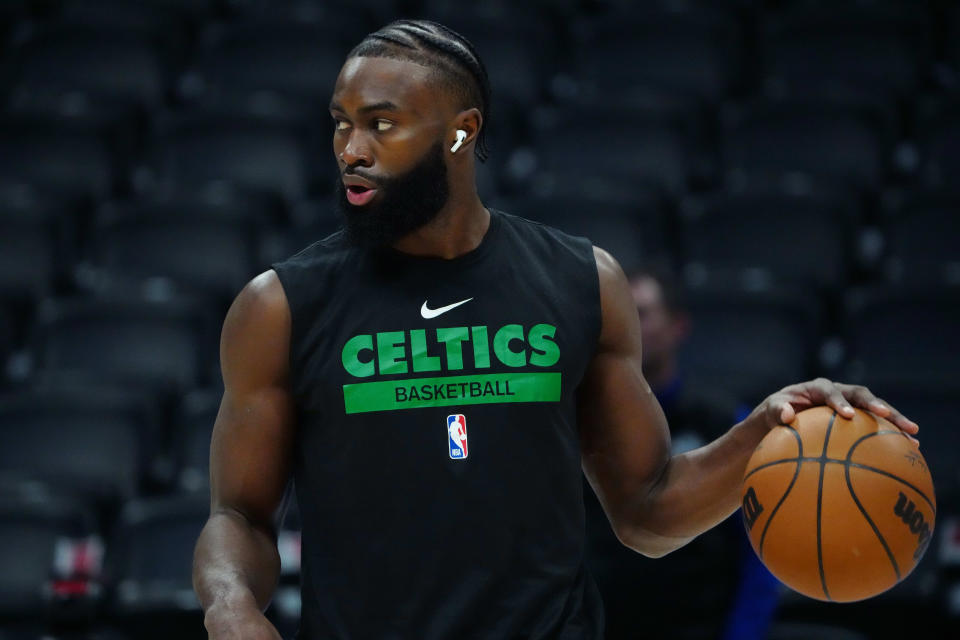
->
xmin=193 ymin=508 xmax=281 ymax=614
xmin=622 ymin=412 xmax=768 ymax=555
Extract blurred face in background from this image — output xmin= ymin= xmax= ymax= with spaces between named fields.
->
xmin=631 ymin=275 xmax=688 ymax=378
xmin=330 ymin=56 xmax=455 ymax=247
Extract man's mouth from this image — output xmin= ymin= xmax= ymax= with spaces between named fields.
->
xmin=345 ymin=184 xmax=378 ymax=206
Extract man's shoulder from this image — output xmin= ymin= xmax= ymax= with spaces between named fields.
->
xmin=272 ymin=229 xmax=355 ymax=274
xmin=492 ymin=208 xmax=597 ymax=262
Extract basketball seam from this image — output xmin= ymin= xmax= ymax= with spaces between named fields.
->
xmin=847 ymin=432 xmax=936 ymax=513
xmin=746 ymin=456 xmax=935 ymax=515
xmin=816 ymin=411 xmax=837 ymax=602
xmin=844 ymin=461 xmax=901 ymax=581
xmin=757 ymin=427 xmax=803 ymax=562
xmin=743 ymin=456 xmax=802 ymax=481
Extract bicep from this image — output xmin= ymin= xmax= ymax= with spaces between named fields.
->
xmin=209 ymin=271 xmax=295 ymax=529
xmin=578 ymin=248 xmax=671 ymax=521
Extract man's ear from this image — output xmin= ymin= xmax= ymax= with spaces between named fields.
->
xmin=450 ymin=107 xmax=482 ymax=151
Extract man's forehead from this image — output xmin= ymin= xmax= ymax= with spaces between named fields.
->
xmin=332 ymin=56 xmax=440 ymax=114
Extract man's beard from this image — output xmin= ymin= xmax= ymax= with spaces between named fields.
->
xmin=336 ymin=142 xmax=450 ymax=248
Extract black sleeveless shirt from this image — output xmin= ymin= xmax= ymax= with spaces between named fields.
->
xmin=271 ymin=209 xmax=604 ymax=639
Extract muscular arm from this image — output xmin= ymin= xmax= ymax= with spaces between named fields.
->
xmin=192 ymin=270 xmax=294 ymax=636
xmin=578 ymin=248 xmax=918 ymax=559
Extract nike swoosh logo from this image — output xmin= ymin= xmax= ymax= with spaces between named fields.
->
xmin=421 ymin=297 xmax=473 ymax=319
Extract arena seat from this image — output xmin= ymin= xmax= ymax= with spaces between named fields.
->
xmin=138 ymin=113 xmax=309 ymax=202
xmin=879 ymin=388 xmax=959 ymax=504
xmin=0 ymin=1 xmax=32 ymax=45
xmin=222 ymin=0 xmax=384 ymax=29
xmin=85 ymin=200 xmax=262 ymax=303
xmin=680 ymin=186 xmax=855 ymax=291
xmin=530 ymin=109 xmax=693 ymax=195
xmin=0 ymin=385 xmax=160 ymax=505
xmin=106 ymin=495 xmax=209 ymax=637
xmin=0 ymin=483 xmax=101 ymax=620
xmin=51 ymin=0 xmax=196 ymax=62
xmin=760 ymin=4 xmax=930 ymax=97
xmin=843 ymin=288 xmax=960 ymax=396
xmin=721 ymin=100 xmax=886 ymax=191
xmin=171 ymin=389 xmax=219 ymax=495
xmin=0 ymin=120 xmax=113 ymax=198
xmin=0 ymin=194 xmax=60 ymax=302
xmin=679 ymin=286 xmax=822 ymax=404
xmin=183 ymin=21 xmax=351 ymax=107
xmin=4 ymin=28 xmax=165 ymax=110
xmin=32 ymin=295 xmax=214 ymax=393
xmin=881 ymin=191 xmax=960 ymax=288
xmin=917 ymin=108 xmax=960 ymax=190
xmin=274 ymin=196 xmax=344 ymax=260
xmin=948 ymin=5 xmax=960 ymax=74
xmin=568 ymin=5 xmax=742 ymax=103
xmin=0 ymin=305 xmax=14 ymax=376
xmin=497 ymin=186 xmax=668 ymax=273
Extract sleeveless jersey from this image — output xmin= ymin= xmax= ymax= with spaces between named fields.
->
xmin=271 ymin=209 xmax=604 ymax=639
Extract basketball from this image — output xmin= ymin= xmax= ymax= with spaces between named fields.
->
xmin=740 ymin=406 xmax=936 ymax=602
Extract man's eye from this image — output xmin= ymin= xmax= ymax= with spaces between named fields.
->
xmin=375 ymin=120 xmax=394 ymax=132
xmin=334 ymin=120 xmax=350 ymax=131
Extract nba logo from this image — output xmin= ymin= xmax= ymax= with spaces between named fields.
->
xmin=447 ymin=414 xmax=468 ymax=460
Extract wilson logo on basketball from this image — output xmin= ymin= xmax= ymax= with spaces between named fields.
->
xmin=742 ymin=487 xmax=764 ymax=530
xmin=893 ymin=492 xmax=933 ymax=560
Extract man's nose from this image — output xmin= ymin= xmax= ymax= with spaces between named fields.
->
xmin=339 ymin=131 xmax=372 ymax=168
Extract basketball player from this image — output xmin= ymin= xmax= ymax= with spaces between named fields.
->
xmin=192 ymin=20 xmax=919 ymax=639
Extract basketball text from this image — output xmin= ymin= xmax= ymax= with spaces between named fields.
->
xmin=893 ymin=492 xmax=933 ymax=561
xmin=742 ymin=487 xmax=764 ymax=530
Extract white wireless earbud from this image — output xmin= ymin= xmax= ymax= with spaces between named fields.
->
xmin=450 ymin=129 xmax=467 ymax=153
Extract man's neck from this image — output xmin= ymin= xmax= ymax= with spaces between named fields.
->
xmin=391 ymin=190 xmax=489 ymax=259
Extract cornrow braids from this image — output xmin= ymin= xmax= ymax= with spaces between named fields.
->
xmin=347 ymin=19 xmax=492 ymax=162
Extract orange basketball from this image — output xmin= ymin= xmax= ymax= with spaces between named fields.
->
xmin=740 ymin=406 xmax=936 ymax=602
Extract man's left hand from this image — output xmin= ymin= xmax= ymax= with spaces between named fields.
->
xmin=753 ymin=377 xmax=920 ymax=445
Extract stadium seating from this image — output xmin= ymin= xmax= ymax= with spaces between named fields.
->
xmin=760 ymin=4 xmax=930 ymax=98
xmin=0 ymin=385 xmax=160 ymax=505
xmin=679 ymin=285 xmax=823 ymax=404
xmin=106 ymin=495 xmax=209 ymax=639
xmin=0 ymin=1 xmax=957 ymax=636
xmin=843 ymin=287 xmax=960 ymax=395
xmin=721 ymin=99 xmax=886 ymax=190
xmin=881 ymin=388 xmax=959 ymax=499
xmin=274 ymin=196 xmax=344 ymax=263
xmin=680 ymin=184 xmax=857 ymax=291
xmin=0 ymin=483 xmax=101 ymax=621
xmin=51 ymin=0 xmax=196 ymax=62
xmin=0 ymin=119 xmax=113 ymax=198
xmin=0 ymin=306 xmax=13 ymax=371
xmin=0 ymin=190 xmax=62 ymax=302
xmin=171 ymin=389 xmax=219 ymax=495
xmin=4 ymin=27 xmax=165 ymax=109
xmin=917 ymin=106 xmax=960 ymax=190
xmin=569 ymin=5 xmax=743 ymax=103
xmin=137 ymin=111 xmax=310 ymax=202
xmin=84 ymin=199 xmax=262 ymax=303
xmin=31 ymin=296 xmax=214 ymax=393
xmin=881 ymin=191 xmax=960 ymax=288
xmin=495 ymin=186 xmax=668 ymax=272
xmin=529 ymin=106 xmax=694 ymax=195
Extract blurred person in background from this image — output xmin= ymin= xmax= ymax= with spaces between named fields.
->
xmin=584 ymin=263 xmax=781 ymax=639
xmin=192 ymin=19 xmax=918 ymax=640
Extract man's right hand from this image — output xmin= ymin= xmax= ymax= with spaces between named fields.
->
xmin=204 ymin=601 xmax=283 ymax=640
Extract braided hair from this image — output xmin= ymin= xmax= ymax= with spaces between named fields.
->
xmin=347 ymin=19 xmax=492 ymax=162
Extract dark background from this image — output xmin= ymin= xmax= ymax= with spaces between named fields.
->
xmin=0 ymin=0 xmax=958 ymax=638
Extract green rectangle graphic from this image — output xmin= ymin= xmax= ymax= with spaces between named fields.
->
xmin=343 ymin=372 xmax=562 ymax=414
